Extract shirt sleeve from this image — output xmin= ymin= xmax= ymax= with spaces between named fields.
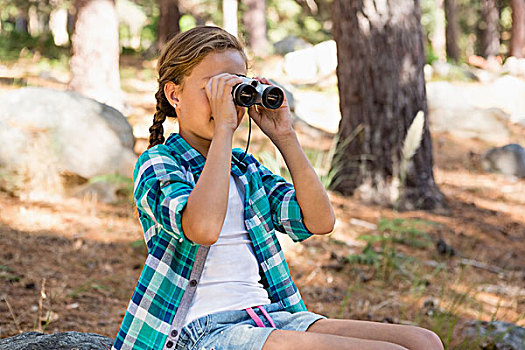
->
xmin=248 ymin=154 xmax=314 ymax=243
xmin=133 ymin=145 xmax=198 ymax=246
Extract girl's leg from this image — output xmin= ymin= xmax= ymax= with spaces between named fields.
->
xmin=262 ymin=329 xmax=409 ymax=350
xmin=305 ymin=318 xmax=444 ymax=350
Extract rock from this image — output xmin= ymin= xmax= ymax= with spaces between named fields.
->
xmin=273 ymin=36 xmax=312 ymax=56
xmin=0 ymin=87 xmax=137 ymax=198
xmin=431 ymin=61 xmax=479 ymax=82
xmin=426 ymin=81 xmax=510 ymax=144
xmin=283 ymin=40 xmax=337 ymax=84
xmin=0 ymin=331 xmax=114 ymax=350
xmin=427 ymin=77 xmax=525 ymax=127
xmin=482 ymin=144 xmax=525 ymax=178
xmin=502 ymin=56 xmax=525 ymax=79
xmin=428 ymin=106 xmax=510 ymax=144
xmin=462 ymin=320 xmax=525 ymax=350
xmin=436 ymin=238 xmax=455 ymax=256
xmin=293 ymin=90 xmax=340 ymax=134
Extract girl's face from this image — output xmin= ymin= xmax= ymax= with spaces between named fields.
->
xmin=165 ymin=49 xmax=247 ymax=154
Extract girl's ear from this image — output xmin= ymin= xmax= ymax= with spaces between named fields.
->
xmin=164 ymin=81 xmax=181 ymax=107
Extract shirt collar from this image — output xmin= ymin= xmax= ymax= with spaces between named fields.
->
xmin=164 ymin=132 xmax=245 ymax=176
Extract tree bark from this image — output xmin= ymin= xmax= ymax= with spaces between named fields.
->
xmin=69 ymin=0 xmax=123 ymax=112
xmin=223 ymin=0 xmax=238 ymax=37
xmin=157 ymin=0 xmax=181 ymax=50
xmin=480 ymin=0 xmax=500 ymax=58
xmin=511 ymin=0 xmax=525 ymax=58
xmin=329 ymin=0 xmax=445 ymax=211
xmin=242 ymin=0 xmax=270 ymax=57
xmin=444 ymin=0 xmax=460 ymax=62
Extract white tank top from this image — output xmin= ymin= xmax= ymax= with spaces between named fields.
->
xmin=181 ymin=174 xmax=271 ymax=328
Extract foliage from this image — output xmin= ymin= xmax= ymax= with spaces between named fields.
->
xmin=346 ymin=217 xmax=435 ymax=282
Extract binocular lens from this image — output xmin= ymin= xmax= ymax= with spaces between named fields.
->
xmin=262 ymin=87 xmax=284 ymax=109
xmin=233 ymin=84 xmax=258 ymax=107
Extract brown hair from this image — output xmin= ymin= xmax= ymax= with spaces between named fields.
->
xmin=148 ymin=26 xmax=248 ymax=149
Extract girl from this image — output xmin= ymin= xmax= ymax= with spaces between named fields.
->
xmin=112 ymin=26 xmax=444 ymax=350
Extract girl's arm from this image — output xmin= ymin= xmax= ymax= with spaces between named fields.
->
xmin=247 ymin=77 xmax=335 ymax=235
xmin=272 ymin=131 xmax=336 ymax=234
xmin=181 ymin=126 xmax=234 ymax=246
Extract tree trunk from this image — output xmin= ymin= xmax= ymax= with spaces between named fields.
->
xmin=444 ymin=0 xmax=460 ymax=62
xmin=432 ymin=0 xmax=447 ymax=62
xmin=511 ymin=0 xmax=525 ymax=58
xmin=69 ymin=0 xmax=123 ymax=112
xmin=242 ymin=0 xmax=270 ymax=57
xmin=480 ymin=0 xmax=500 ymax=58
xmin=329 ymin=0 xmax=445 ymax=211
xmin=223 ymin=0 xmax=238 ymax=36
xmin=157 ymin=0 xmax=180 ymax=50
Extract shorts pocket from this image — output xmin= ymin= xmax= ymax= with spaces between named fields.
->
xmin=179 ymin=315 xmax=211 ymax=350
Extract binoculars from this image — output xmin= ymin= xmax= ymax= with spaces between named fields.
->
xmin=231 ymin=76 xmax=284 ymax=109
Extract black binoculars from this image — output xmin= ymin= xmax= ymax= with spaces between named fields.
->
xmin=231 ymin=76 xmax=284 ymax=109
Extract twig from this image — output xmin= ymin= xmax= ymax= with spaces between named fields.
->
xmin=460 ymin=258 xmax=504 ymax=274
xmin=3 ymin=296 xmax=22 ymax=333
xmin=36 ymin=277 xmax=47 ymax=332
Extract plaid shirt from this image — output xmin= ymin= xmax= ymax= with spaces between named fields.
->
xmin=112 ymin=132 xmax=315 ymax=350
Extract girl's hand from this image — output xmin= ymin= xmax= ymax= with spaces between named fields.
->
xmin=205 ymin=73 xmax=245 ymax=133
xmin=247 ymin=77 xmax=295 ymax=141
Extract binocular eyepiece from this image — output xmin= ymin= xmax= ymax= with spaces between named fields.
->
xmin=231 ymin=76 xmax=284 ymax=109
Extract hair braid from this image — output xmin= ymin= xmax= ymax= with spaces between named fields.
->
xmin=148 ymin=88 xmax=176 ymax=149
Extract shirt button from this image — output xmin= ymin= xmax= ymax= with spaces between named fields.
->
xmin=189 ymin=279 xmax=197 ymax=287
xmin=166 ymin=340 xmax=174 ymax=348
xmin=171 ymin=329 xmax=178 ymax=337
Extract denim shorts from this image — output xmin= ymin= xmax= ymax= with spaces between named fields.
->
xmin=174 ymin=301 xmax=327 ymax=350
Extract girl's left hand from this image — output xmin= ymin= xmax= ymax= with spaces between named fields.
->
xmin=247 ymin=77 xmax=295 ymax=141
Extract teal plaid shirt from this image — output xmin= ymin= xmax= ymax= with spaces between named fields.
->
xmin=112 ymin=132 xmax=315 ymax=350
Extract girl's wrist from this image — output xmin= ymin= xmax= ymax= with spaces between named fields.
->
xmin=269 ymin=129 xmax=297 ymax=147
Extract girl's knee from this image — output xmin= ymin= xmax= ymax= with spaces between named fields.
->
xmin=410 ymin=326 xmax=444 ymax=350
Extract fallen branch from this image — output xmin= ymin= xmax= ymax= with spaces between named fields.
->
xmin=460 ymin=258 xmax=504 ymax=274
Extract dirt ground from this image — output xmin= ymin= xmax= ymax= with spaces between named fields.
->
xmin=0 ymin=56 xmax=524 ymax=349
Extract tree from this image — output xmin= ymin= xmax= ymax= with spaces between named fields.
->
xmin=157 ymin=0 xmax=180 ymax=49
xmin=69 ymin=0 xmax=123 ymax=112
xmin=242 ymin=0 xmax=270 ymax=57
xmin=444 ymin=0 xmax=460 ymax=62
xmin=223 ymin=0 xmax=238 ymax=36
xmin=480 ymin=0 xmax=500 ymax=58
xmin=431 ymin=0 xmax=447 ymax=62
xmin=511 ymin=0 xmax=525 ymax=58
xmin=329 ymin=0 xmax=445 ymax=211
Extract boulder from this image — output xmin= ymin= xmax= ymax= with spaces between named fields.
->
xmin=461 ymin=320 xmax=525 ymax=350
xmin=283 ymin=40 xmax=337 ymax=84
xmin=0 ymin=87 xmax=137 ymax=199
xmin=0 ymin=331 xmax=114 ymax=350
xmin=273 ymin=36 xmax=312 ymax=56
xmin=426 ymin=82 xmax=510 ymax=144
xmin=502 ymin=56 xmax=525 ymax=79
xmin=482 ymin=144 xmax=525 ymax=178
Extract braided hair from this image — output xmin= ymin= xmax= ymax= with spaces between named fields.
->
xmin=148 ymin=26 xmax=248 ymax=149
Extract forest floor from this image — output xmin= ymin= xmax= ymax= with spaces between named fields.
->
xmin=0 ymin=54 xmax=524 ymax=349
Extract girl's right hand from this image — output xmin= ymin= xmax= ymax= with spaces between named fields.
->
xmin=205 ymin=73 xmax=245 ymax=133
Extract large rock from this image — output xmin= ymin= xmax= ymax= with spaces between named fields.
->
xmin=461 ymin=320 xmax=525 ymax=350
xmin=482 ymin=144 xmax=525 ymax=178
xmin=0 ymin=331 xmax=114 ymax=350
xmin=426 ymin=82 xmax=510 ymax=144
xmin=283 ymin=40 xmax=337 ymax=84
xmin=273 ymin=36 xmax=312 ymax=56
xmin=427 ymin=76 xmax=525 ymax=127
xmin=0 ymin=87 xmax=137 ymax=198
